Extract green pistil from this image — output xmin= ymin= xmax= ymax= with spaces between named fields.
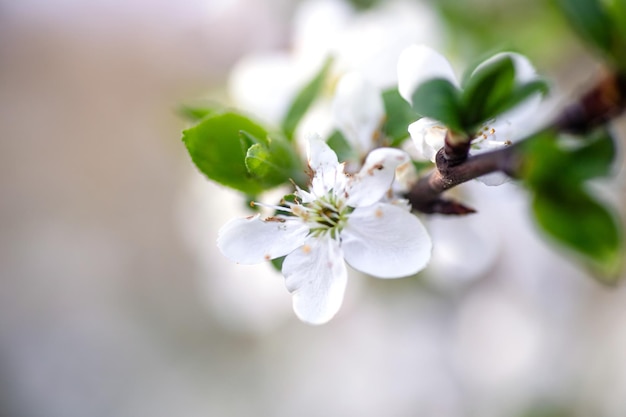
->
xmin=306 ymin=192 xmax=352 ymax=238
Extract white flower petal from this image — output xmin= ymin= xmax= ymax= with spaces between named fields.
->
xmin=218 ymin=215 xmax=309 ymax=264
xmin=346 ymin=148 xmax=410 ymax=207
xmin=475 ymin=172 xmax=510 ymax=186
xmin=306 ymin=134 xmax=343 ymax=196
xmin=487 ymin=97 xmax=542 ymax=145
xmin=474 ymin=52 xmax=536 ymax=84
xmin=342 ymin=202 xmax=432 ymax=278
xmin=397 ymin=44 xmax=458 ymax=105
xmin=333 ymin=1 xmax=444 ymax=89
xmin=408 ymin=118 xmax=447 ymax=162
xmin=292 ymin=0 xmax=354 ymax=68
xmin=283 ymin=236 xmax=347 ymax=325
xmin=331 ymin=72 xmax=385 ymax=155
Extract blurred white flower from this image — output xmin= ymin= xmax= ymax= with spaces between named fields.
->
xmin=398 ymin=45 xmax=543 ymax=185
xmin=331 ymin=72 xmax=385 ymax=159
xmin=228 ymin=0 xmax=443 ymax=133
xmin=424 ymin=211 xmax=499 ymax=286
xmin=177 ymin=175 xmax=294 ymax=334
xmin=218 ymin=135 xmax=432 ymax=324
xmin=397 ymin=44 xmax=459 ymax=105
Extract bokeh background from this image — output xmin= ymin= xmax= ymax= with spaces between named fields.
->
xmin=1 ymin=0 xmax=625 ymax=416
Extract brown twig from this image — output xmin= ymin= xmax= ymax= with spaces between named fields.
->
xmin=407 ymin=144 xmax=521 ymax=214
xmin=406 ymin=70 xmax=626 ymax=215
xmin=554 ymin=72 xmax=626 ymax=134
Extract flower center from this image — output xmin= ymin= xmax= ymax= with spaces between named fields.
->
xmin=294 ymin=192 xmax=351 ymax=239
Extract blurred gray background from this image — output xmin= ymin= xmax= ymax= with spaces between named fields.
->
xmin=1 ymin=1 xmax=625 ymax=416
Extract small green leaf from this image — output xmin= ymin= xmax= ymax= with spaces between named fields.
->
xmin=271 ymin=256 xmax=286 ymax=272
xmin=326 ymin=130 xmax=359 ymax=164
xmin=567 ymin=128 xmax=616 ymax=180
xmin=410 ymin=78 xmax=464 ymax=133
xmin=495 ymin=79 xmax=549 ymax=117
xmin=282 ymin=57 xmax=333 ymax=140
xmin=608 ymin=0 xmax=626 ymax=38
xmin=412 ymin=160 xmax=434 ymax=175
xmin=532 ymin=186 xmax=622 ymax=283
xmin=245 ymin=144 xmax=274 ymax=177
xmin=461 ymin=55 xmax=515 ymax=130
xmin=606 ymin=0 xmax=626 ymax=69
xmin=522 ymin=128 xmax=616 ymax=187
xmin=521 ymin=131 xmax=563 ymax=188
xmin=177 ymin=102 xmax=222 ymax=122
xmin=245 ymin=135 xmax=307 ymax=189
xmin=239 ymin=129 xmax=267 ymax=149
xmin=556 ymin=0 xmax=613 ymax=54
xmin=521 ymin=129 xmax=623 ymax=282
xmin=182 ymin=111 xmax=269 ymax=194
xmin=381 ymin=88 xmax=419 ymax=145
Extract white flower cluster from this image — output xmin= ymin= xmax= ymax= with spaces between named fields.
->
xmin=217 ymin=0 xmax=545 ymax=324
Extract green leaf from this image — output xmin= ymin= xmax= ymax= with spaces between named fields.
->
xmin=281 ymin=57 xmax=333 ymax=140
xmin=522 ymin=129 xmax=616 ymax=187
xmin=608 ymin=0 xmax=626 ymax=37
xmin=410 ymin=78 xmax=464 ymax=133
xmin=521 ymin=129 xmax=623 ymax=282
xmin=461 ymin=55 xmax=515 ymax=130
xmin=496 ymin=79 xmax=549 ymax=116
xmin=556 ymin=0 xmax=613 ymax=53
xmin=326 ymin=130 xmax=359 ymax=164
xmin=532 ymin=186 xmax=622 ymax=282
xmin=521 ymin=131 xmax=563 ymax=188
xmin=270 ymin=256 xmax=286 ymax=272
xmin=182 ymin=111 xmax=269 ymax=194
xmin=381 ymin=88 xmax=419 ymax=146
xmin=606 ymin=0 xmax=626 ymax=69
xmin=177 ymin=102 xmax=222 ymax=122
xmin=245 ymin=135 xmax=307 ymax=188
xmin=567 ymin=128 xmax=616 ymax=180
xmin=412 ymin=160 xmax=435 ymax=175
xmin=239 ymin=129 xmax=266 ymax=149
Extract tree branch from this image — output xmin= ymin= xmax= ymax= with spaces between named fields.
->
xmin=553 ymin=72 xmax=626 ymax=134
xmin=407 ymin=144 xmax=521 ymax=214
xmin=406 ymin=70 xmax=626 ymax=215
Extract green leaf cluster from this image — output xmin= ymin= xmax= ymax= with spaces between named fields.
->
xmin=557 ymin=0 xmax=626 ymax=70
xmin=181 ymin=57 xmax=338 ymax=197
xmin=410 ymin=55 xmax=547 ymax=138
xmin=521 ymin=129 xmax=623 ymax=283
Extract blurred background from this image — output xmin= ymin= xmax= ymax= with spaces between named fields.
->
xmin=1 ymin=0 xmax=625 ymax=416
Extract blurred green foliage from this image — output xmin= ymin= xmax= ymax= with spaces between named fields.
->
xmin=521 ymin=129 xmax=623 ymax=282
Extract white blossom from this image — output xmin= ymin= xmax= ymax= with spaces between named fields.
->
xmin=331 ymin=72 xmax=385 ymax=160
xmin=397 ymin=44 xmax=459 ymax=105
xmin=228 ymin=0 xmax=443 ymax=132
xmin=398 ymin=45 xmax=543 ymax=185
xmin=218 ymin=136 xmax=432 ymax=324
